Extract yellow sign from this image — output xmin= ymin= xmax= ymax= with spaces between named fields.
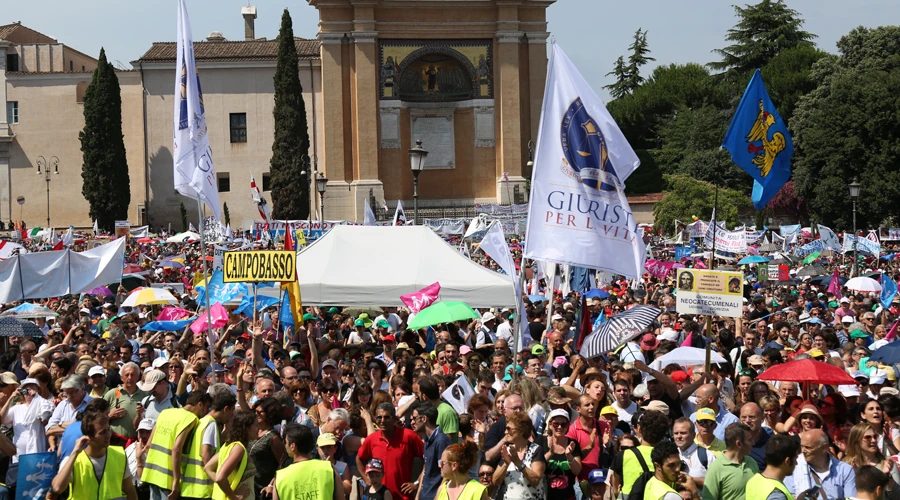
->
xmin=675 ymin=269 xmax=743 ymax=317
xmin=222 ymin=250 xmax=297 ymax=283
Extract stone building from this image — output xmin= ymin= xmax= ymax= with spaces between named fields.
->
xmin=2 ymin=0 xmax=557 ymax=229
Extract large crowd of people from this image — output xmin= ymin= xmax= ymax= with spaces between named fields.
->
xmin=0 ymin=231 xmax=897 ymax=500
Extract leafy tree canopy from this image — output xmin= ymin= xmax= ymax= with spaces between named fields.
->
xmin=653 ymin=175 xmax=750 ymax=233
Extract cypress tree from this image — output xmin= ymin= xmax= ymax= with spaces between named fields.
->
xmin=223 ymin=202 xmax=231 ymax=227
xmin=269 ymin=9 xmax=310 ymax=220
xmin=80 ymin=48 xmax=130 ymax=232
xmin=180 ymin=202 xmax=188 ymax=232
xmin=626 ymin=29 xmax=654 ymax=89
xmin=604 ymin=56 xmax=631 ymax=99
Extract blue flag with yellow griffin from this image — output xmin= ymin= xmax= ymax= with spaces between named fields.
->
xmin=722 ymin=69 xmax=794 ymax=210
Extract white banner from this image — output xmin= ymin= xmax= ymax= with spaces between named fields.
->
xmin=423 ymin=219 xmax=466 ymax=235
xmin=441 ymin=375 xmax=475 ymax=415
xmin=885 ymin=228 xmax=900 ymax=241
xmin=212 ymin=245 xmax=226 ymax=272
xmin=129 ymin=225 xmax=149 ymax=238
xmin=688 ymin=220 xmax=708 ymax=238
xmin=843 ymin=234 xmax=881 ymax=258
xmin=817 ymin=224 xmax=843 ymax=251
xmin=523 ymin=42 xmax=645 ymax=278
xmin=202 ymin=216 xmax=225 ymax=242
xmin=0 ymin=238 xmax=126 ymax=303
xmin=704 ymin=226 xmax=747 ymax=253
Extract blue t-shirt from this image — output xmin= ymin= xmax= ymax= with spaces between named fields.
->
xmin=58 ymin=420 xmax=84 ymax=464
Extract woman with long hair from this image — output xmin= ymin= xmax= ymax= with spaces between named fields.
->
xmin=796 ymin=332 xmax=813 ymax=353
xmin=843 ymin=422 xmax=900 ymax=492
xmin=367 ymin=358 xmax=390 ymax=392
xmin=204 ymin=409 xmax=257 ymax=500
xmin=308 ymin=378 xmax=339 ymax=428
xmin=514 ymin=377 xmax=547 ymax=435
xmin=759 ymin=395 xmax=781 ymax=433
xmin=748 ymin=380 xmax=774 ymax=406
xmin=370 ymin=390 xmax=392 ymax=417
xmin=249 ymin=397 xmax=285 ymax=499
xmin=342 ymin=405 xmax=375 ymax=478
xmin=819 ymin=393 xmax=847 ymax=439
xmin=350 ymin=380 xmax=373 ymax=409
xmin=860 ymin=399 xmax=899 ymax=456
xmin=493 ymin=390 xmax=510 ymax=420
xmin=436 ymin=440 xmax=489 ymax=500
xmin=734 ymin=370 xmax=756 ymax=408
xmin=777 ymin=402 xmax=823 ymax=435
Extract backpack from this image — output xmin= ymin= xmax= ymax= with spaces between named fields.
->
xmin=697 ymin=446 xmax=708 ymax=469
xmin=626 ymin=447 xmax=655 ymax=500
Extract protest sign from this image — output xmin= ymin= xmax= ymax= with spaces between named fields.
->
xmin=842 ymin=234 xmax=881 ymax=258
xmin=115 ymin=220 xmax=131 ymax=239
xmin=202 ymin=216 xmax=225 ymax=242
xmin=767 ymin=264 xmax=780 ymax=281
xmin=222 ymin=250 xmax=296 ymax=283
xmin=212 ymin=245 xmax=226 ymax=272
xmin=675 ymin=269 xmax=743 ymax=317
xmin=704 ymin=227 xmax=747 ymax=254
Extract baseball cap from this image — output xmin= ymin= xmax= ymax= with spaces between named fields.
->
xmin=322 ymin=360 xmax=339 ymax=371
xmin=460 ymin=345 xmax=472 ymax=355
xmin=696 ymin=408 xmax=716 ymax=422
xmin=376 ymin=319 xmax=391 ymax=330
xmin=502 ymin=364 xmax=524 ymax=381
xmin=870 ymin=370 xmax=888 ymax=385
xmin=317 ymin=433 xmax=337 ymax=447
xmin=600 ymin=406 xmax=618 ymax=417
xmin=139 ymin=369 xmax=168 ymax=391
xmin=79 ymin=308 xmax=91 ymax=315
xmin=366 ymin=458 xmax=384 ymax=474
xmin=152 ymin=357 xmax=170 ymax=369
xmin=20 ymin=378 xmax=39 ymax=388
xmin=841 ymin=316 xmax=855 ymax=324
xmin=588 ymin=469 xmax=607 ymax=484
xmin=838 ymin=385 xmax=861 ymax=398
xmin=646 ymin=400 xmax=669 ymax=414
xmin=748 ymin=354 xmax=765 ymax=367
xmin=213 ymin=364 xmax=227 ymax=373
xmin=840 ymin=297 xmax=851 ymax=303
xmin=88 ymin=366 xmax=106 ymax=378
xmin=0 ymin=372 xmax=19 ymax=386
xmin=137 ymin=418 xmax=155 ymax=431
xmin=850 ymin=330 xmax=869 ymax=339
xmin=670 ymin=370 xmax=688 ymax=383
xmin=531 ymin=345 xmax=546 ymax=355
xmin=547 ymin=408 xmax=570 ymax=422
xmin=382 ymin=334 xmax=396 ymax=343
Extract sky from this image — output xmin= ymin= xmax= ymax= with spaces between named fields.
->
xmin=5 ymin=0 xmax=900 ymax=99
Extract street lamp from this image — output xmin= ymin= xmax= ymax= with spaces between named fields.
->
xmin=849 ymin=178 xmax=861 ymax=277
xmin=36 ymin=156 xmax=59 ymax=227
xmin=300 ymin=154 xmax=319 ymax=223
xmin=408 ymin=140 xmax=428 ymax=225
xmin=316 ymin=172 xmax=328 ymax=223
xmin=526 ymin=140 xmax=534 ymax=173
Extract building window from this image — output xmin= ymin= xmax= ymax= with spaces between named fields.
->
xmin=262 ymin=173 xmax=271 ymax=191
xmin=217 ymin=172 xmax=230 ymax=193
xmin=6 ymin=102 xmax=18 ymax=124
xmin=6 ymin=54 xmax=18 ymax=72
xmin=230 ymin=113 xmax=247 ymax=143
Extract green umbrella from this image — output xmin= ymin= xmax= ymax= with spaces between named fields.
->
xmin=408 ymin=301 xmax=479 ymax=330
xmin=802 ymin=251 xmax=821 ymax=265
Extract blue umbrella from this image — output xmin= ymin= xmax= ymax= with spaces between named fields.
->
xmin=808 ymin=274 xmax=848 ymax=287
xmin=870 ymin=342 xmax=900 ymax=365
xmin=0 ymin=317 xmax=44 ymax=337
xmin=527 ymin=294 xmax=547 ymax=303
xmin=738 ymin=255 xmax=770 ymax=265
xmin=585 ymin=288 xmax=611 ymax=299
xmin=141 ymin=318 xmax=196 ymax=332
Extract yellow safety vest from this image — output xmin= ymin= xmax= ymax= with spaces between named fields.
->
xmin=643 ymin=476 xmax=678 ymax=500
xmin=622 ymin=445 xmax=655 ymax=496
xmin=745 ymin=473 xmax=794 ymax=500
xmin=212 ymin=442 xmax=248 ymax=500
xmin=141 ymin=408 xmax=199 ymax=491
xmin=275 ymin=459 xmax=334 ymax=500
xmin=72 ymin=446 xmax=127 ymax=500
xmin=181 ymin=415 xmax=219 ymax=498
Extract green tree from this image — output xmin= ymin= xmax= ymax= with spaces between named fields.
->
xmin=792 ymin=26 xmax=900 ymax=230
xmin=709 ymin=0 xmax=816 ymax=78
xmin=180 ymin=202 xmax=188 ymax=232
xmin=605 ymin=56 xmax=631 ymax=99
xmin=626 ymin=29 xmax=655 ymax=90
xmin=653 ymin=175 xmax=750 ymax=235
xmin=269 ymin=9 xmax=310 ymax=220
xmin=758 ymin=45 xmax=828 ymax=123
xmin=79 ymin=48 xmax=130 ymax=232
xmin=223 ymin=202 xmax=231 ymax=227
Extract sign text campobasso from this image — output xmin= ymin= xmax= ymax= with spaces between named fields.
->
xmin=222 ymin=250 xmax=297 ymax=283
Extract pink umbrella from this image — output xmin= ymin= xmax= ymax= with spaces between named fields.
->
xmin=85 ymin=286 xmax=113 ymax=296
xmin=190 ymin=302 xmax=229 ymax=334
xmin=672 ymin=263 xmax=686 ymax=269
xmin=157 ymin=306 xmax=193 ymax=321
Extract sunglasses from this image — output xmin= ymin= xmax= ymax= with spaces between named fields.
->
xmin=697 ymin=420 xmax=716 ymax=427
xmin=478 ymin=472 xmax=493 ymax=478
xmin=373 ymin=415 xmax=392 ymax=421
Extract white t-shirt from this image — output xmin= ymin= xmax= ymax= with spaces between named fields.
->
xmin=614 ymin=400 xmax=638 ymax=425
xmin=496 ymin=322 xmax=513 ymax=343
xmin=202 ymin=420 xmax=219 ymax=448
xmin=680 ymin=443 xmax=717 ymax=479
xmin=347 ymin=330 xmax=372 ymax=345
xmin=126 ymin=441 xmax=145 ymax=486
xmin=4 ymin=398 xmax=54 ymax=463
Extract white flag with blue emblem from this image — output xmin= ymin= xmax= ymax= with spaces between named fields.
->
xmin=173 ymin=0 xmax=222 ymax=222
xmin=524 ymin=42 xmax=645 ymax=278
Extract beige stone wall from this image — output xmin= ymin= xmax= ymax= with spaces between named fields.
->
xmin=4 ymin=71 xmax=145 ymax=228
xmin=141 ymin=61 xmax=323 ymax=230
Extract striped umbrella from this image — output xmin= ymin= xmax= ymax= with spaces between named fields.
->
xmin=121 ymin=287 xmax=179 ymax=307
xmin=579 ymin=305 xmax=661 ymax=360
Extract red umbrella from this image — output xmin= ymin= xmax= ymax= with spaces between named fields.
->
xmin=136 ymin=237 xmax=154 ymax=244
xmin=123 ymin=264 xmax=144 ymax=274
xmin=756 ymin=359 xmax=857 ymax=385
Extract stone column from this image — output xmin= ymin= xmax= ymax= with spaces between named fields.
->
xmin=318 ymin=32 xmax=353 ymax=220
xmin=526 ymin=31 xmax=550 ymax=156
xmin=349 ymin=30 xmax=383 ymax=220
xmin=0 ymin=41 xmax=12 ymax=221
xmin=495 ymin=31 xmax=525 ymax=204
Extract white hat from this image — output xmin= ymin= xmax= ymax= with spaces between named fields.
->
xmin=139 ymin=369 xmax=168 ymax=392
xmin=79 ymin=308 xmax=91 ymax=315
xmin=88 ymin=366 xmax=106 ymax=378
xmin=870 ymin=369 xmax=888 ymax=385
xmin=841 ymin=316 xmax=854 ymax=324
xmin=481 ymin=312 xmax=496 ymax=322
xmin=658 ymin=328 xmax=679 ymax=342
xmin=840 ymin=297 xmax=851 ymax=304
xmin=137 ymin=418 xmax=155 ymax=431
xmin=799 ymin=312 xmax=811 ymax=324
xmin=551 ymin=314 xmax=564 ymax=322
xmin=151 ymin=357 xmax=170 ymax=369
xmin=881 ymin=387 xmax=900 ymax=396
xmin=20 ymin=378 xmax=39 ymax=388
xmin=547 ymin=408 xmax=570 ymax=422
xmin=838 ymin=385 xmax=860 ymax=398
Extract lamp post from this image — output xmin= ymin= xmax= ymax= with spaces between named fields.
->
xmin=849 ymin=178 xmax=861 ymax=277
xmin=408 ymin=140 xmax=428 ymax=225
xmin=316 ymin=172 xmax=328 ymax=223
xmin=300 ymin=154 xmax=320 ymax=223
xmin=36 ymin=156 xmax=59 ymax=227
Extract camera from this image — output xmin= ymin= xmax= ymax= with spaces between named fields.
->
xmin=17 ymin=388 xmax=27 ymax=396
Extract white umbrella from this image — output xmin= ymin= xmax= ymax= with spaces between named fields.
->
xmin=845 ymin=276 xmax=882 ymax=293
xmin=166 ymin=231 xmax=201 ymax=243
xmin=650 ymin=347 xmax=727 ymax=370
xmin=121 ymin=287 xmax=179 ymax=307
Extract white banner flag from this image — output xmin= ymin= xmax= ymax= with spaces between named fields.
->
xmin=441 ymin=374 xmax=475 ymax=415
xmin=173 ymin=0 xmax=222 ymax=222
xmin=363 ymin=203 xmax=377 ymax=226
xmin=523 ymin=42 xmax=646 ymax=278
xmin=393 ymin=201 xmax=407 ymax=226
xmin=817 ymin=224 xmax=842 ymax=251
xmin=478 ymin=222 xmax=516 ymax=278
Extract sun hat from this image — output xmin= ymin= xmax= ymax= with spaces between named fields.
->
xmin=646 ymin=400 xmax=669 ymax=414
xmin=640 ymin=333 xmax=660 ymax=351
xmin=502 ymin=364 xmax=524 ymax=381
xmin=547 ymin=408 xmax=570 ymax=422
xmin=482 ymin=312 xmax=496 ymax=323
xmin=317 ymin=433 xmax=337 ymax=447
xmin=600 ymin=406 xmax=618 ymax=417
xmin=696 ymin=408 xmax=716 ymax=422
xmin=88 ymin=366 xmax=106 ymax=378
xmin=531 ymin=345 xmax=546 ymax=355
xmin=139 ymin=369 xmax=168 ymax=391
xmin=797 ymin=403 xmax=823 ymax=424
xmin=357 ymin=313 xmax=374 ymax=328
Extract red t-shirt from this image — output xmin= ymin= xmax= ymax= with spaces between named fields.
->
xmin=357 ymin=426 xmax=425 ymax=500
xmin=566 ymin=416 xmax=610 ymax=480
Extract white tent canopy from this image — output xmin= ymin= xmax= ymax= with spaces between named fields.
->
xmin=295 ymin=225 xmax=516 ymax=307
